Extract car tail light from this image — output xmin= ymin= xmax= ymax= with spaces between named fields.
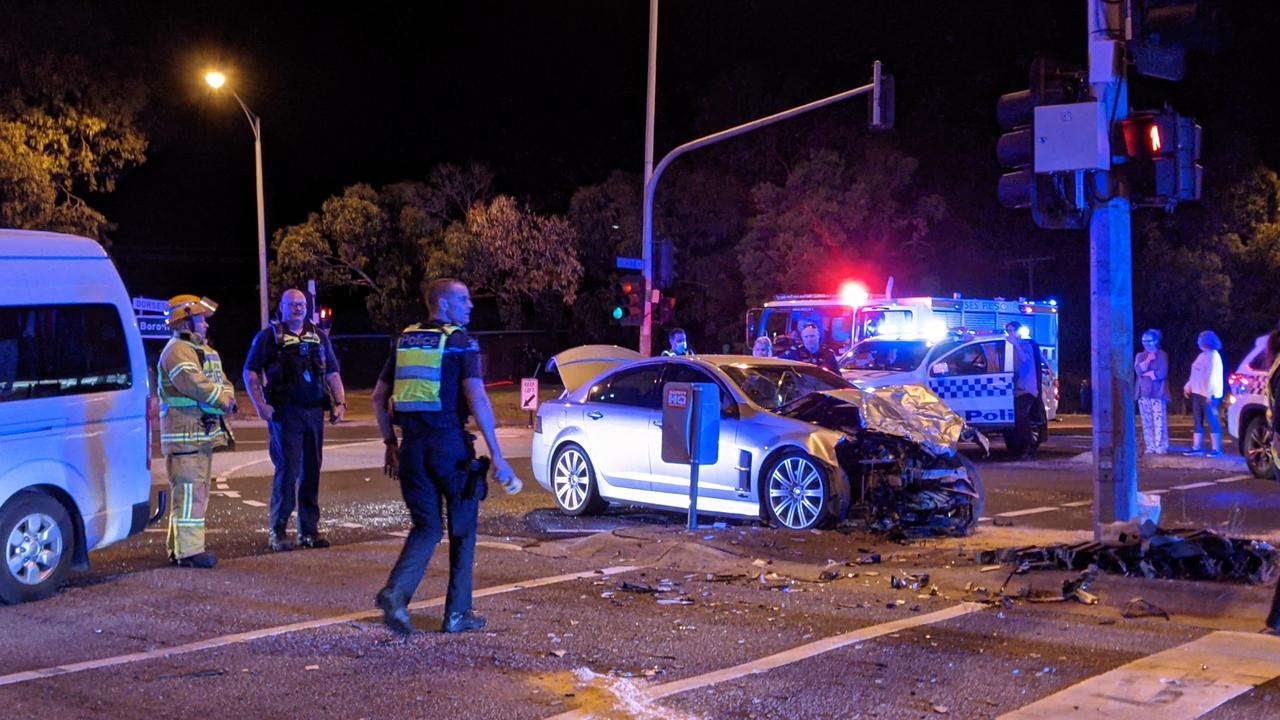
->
xmin=533 ymin=413 xmax=542 ymax=434
xmin=1054 ymin=378 xmax=1060 ymax=401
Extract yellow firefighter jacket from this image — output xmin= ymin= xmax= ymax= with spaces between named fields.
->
xmin=158 ymin=333 xmax=235 ymax=454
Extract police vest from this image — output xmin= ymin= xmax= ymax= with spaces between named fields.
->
xmin=392 ymin=323 xmax=462 ymax=413
xmin=157 ymin=335 xmax=226 ymax=416
xmin=264 ymin=321 xmax=328 ymax=407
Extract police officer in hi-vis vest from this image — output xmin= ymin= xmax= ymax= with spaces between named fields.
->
xmin=244 ymin=288 xmax=347 ymax=552
xmin=371 ymin=278 xmax=522 ymax=635
xmin=157 ymin=295 xmax=236 ymax=569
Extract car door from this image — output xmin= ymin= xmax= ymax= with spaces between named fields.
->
xmin=581 ymin=364 xmax=663 ymax=491
xmin=648 ymin=363 xmax=745 ymax=503
xmin=926 ymin=340 xmax=1014 ymax=427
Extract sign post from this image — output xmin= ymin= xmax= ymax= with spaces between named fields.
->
xmin=661 ymin=382 xmax=720 ymax=530
xmin=520 ymin=377 xmax=539 ymax=427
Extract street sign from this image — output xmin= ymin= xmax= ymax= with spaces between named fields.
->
xmin=615 ymin=256 xmax=644 ymax=271
xmin=661 ymin=382 xmax=721 ymax=530
xmin=137 ymin=315 xmax=171 ymax=340
xmin=520 ymin=378 xmax=539 ymax=411
xmin=132 ymin=296 xmax=168 ymax=314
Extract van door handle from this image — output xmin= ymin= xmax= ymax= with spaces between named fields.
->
xmin=652 ymin=420 xmax=663 ymax=428
xmin=587 ymin=411 xmax=603 ymax=420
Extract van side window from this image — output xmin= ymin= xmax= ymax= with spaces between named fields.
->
xmin=0 ymin=304 xmax=132 ymax=402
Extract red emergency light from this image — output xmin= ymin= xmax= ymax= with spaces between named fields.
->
xmin=839 ymin=280 xmax=869 ymax=306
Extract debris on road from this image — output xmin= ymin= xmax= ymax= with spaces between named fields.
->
xmin=1122 ymin=597 xmax=1171 ymax=620
xmin=978 ymin=526 xmax=1277 ymax=583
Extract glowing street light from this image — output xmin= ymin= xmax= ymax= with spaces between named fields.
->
xmin=204 ymin=69 xmax=269 ymax=329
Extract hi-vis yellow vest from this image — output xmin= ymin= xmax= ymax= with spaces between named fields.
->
xmin=392 ymin=323 xmax=462 ymax=412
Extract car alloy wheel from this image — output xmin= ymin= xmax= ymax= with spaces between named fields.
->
xmin=1243 ymin=416 xmax=1274 ymax=479
xmin=553 ymin=447 xmax=591 ymax=512
xmin=7 ymin=511 xmax=64 ymax=587
xmin=767 ymin=455 xmax=827 ymax=530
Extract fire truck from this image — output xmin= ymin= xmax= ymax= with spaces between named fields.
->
xmin=746 ymin=288 xmax=1060 ymax=375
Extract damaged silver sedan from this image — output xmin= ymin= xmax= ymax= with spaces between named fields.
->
xmin=531 ymin=347 xmax=985 ymax=534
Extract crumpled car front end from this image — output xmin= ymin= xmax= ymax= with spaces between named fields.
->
xmin=780 ymin=385 xmax=985 ymax=536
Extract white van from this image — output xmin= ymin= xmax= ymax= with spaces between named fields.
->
xmin=0 ymin=229 xmax=155 ymax=603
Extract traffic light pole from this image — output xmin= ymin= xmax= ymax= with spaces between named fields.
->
xmin=640 ymin=66 xmax=883 ymax=356
xmin=1087 ymin=0 xmax=1139 ymax=537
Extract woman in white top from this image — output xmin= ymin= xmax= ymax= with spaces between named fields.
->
xmin=752 ymin=335 xmax=773 ymax=358
xmin=1182 ymin=329 xmax=1225 ymax=457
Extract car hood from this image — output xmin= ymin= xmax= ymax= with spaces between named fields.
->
xmin=787 ymin=385 xmax=965 ymax=456
xmin=548 ymin=344 xmax=644 ymax=393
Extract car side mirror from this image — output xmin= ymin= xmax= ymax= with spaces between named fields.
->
xmin=930 ymin=361 xmax=950 ymax=376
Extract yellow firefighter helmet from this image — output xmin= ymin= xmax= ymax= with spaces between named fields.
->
xmin=165 ymin=295 xmax=219 ymax=328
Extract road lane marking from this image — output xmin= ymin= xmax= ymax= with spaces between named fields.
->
xmin=338 ymin=522 xmax=364 ymax=529
xmin=1147 ymin=489 xmax=1170 ymax=495
xmin=240 ymin=500 xmax=267 ymax=507
xmin=222 ymin=439 xmax=382 ymax=478
xmin=1216 ymin=474 xmax=1252 ymax=483
xmin=995 ymin=506 xmax=1060 ymax=518
xmin=210 ymin=490 xmax=241 ymax=499
xmin=1059 ymin=500 xmax=1092 ymax=508
xmin=998 ymin=631 xmax=1280 ymax=719
xmin=0 ymin=564 xmax=639 ymax=688
xmin=545 ymin=602 xmax=985 ymax=720
xmin=1169 ymin=481 xmax=1217 ymax=491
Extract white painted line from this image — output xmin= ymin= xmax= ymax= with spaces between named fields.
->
xmin=1215 ymin=474 xmax=1252 ymax=484
xmin=978 ymin=517 xmax=993 ymax=523
xmin=387 ymin=530 xmax=409 ymax=538
xmin=0 ymin=564 xmax=639 ymax=689
xmin=338 ymin=522 xmax=364 ymax=529
xmin=477 ymin=540 xmax=525 ymax=552
xmin=1059 ymin=500 xmax=1093 ymax=508
xmin=241 ymin=500 xmax=267 ymax=508
xmin=545 ymin=602 xmax=985 ymax=720
xmin=222 ymin=439 xmax=381 ymax=478
xmin=995 ymin=506 xmax=1060 ymax=518
xmin=998 ymin=631 xmax=1280 ymax=719
xmin=216 ymin=483 xmax=230 ymax=490
xmin=1169 ymin=481 xmax=1217 ymax=491
xmin=210 ymin=490 xmax=241 ymax=499
xmin=1147 ymin=489 xmax=1170 ymax=495
xmin=143 ymin=528 xmax=167 ymax=534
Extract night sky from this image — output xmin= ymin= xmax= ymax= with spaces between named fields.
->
xmin=14 ymin=1 xmax=1278 ymax=375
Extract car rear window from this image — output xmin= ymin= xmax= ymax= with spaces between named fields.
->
xmin=0 ymin=304 xmax=132 ymax=402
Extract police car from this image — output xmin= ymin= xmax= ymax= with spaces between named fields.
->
xmin=840 ymin=332 xmax=1058 ymax=454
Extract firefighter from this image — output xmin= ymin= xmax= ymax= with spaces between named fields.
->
xmin=157 ymin=295 xmax=236 ymax=568
xmin=244 ymin=288 xmax=346 ymax=552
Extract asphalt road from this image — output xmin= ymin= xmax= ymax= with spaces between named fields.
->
xmin=4 ymin=413 xmax=1280 ymax=719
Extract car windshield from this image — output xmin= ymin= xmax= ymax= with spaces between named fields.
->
xmin=719 ymin=362 xmax=851 ymax=412
xmin=841 ymin=339 xmax=949 ymax=372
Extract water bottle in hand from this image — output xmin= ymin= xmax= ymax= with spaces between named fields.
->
xmin=496 ymin=467 xmax=523 ymax=495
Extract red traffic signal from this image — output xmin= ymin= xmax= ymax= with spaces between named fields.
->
xmin=1117 ymin=110 xmax=1202 ymax=208
xmin=317 ymin=306 xmax=333 ymax=331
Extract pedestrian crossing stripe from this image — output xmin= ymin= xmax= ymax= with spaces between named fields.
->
xmin=929 ymin=374 xmax=1013 ymax=400
xmin=998 ymin=631 xmax=1280 ymax=719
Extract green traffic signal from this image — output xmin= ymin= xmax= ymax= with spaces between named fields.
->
xmin=612 ymin=306 xmax=624 ymax=320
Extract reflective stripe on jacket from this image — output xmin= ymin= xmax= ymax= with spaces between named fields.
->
xmin=392 ymin=323 xmax=461 ymax=412
xmin=158 ymin=334 xmax=233 ymax=453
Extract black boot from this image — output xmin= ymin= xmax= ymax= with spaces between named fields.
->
xmin=1266 ymin=582 xmax=1280 ymax=632
xmin=174 ymin=551 xmax=217 ymax=569
xmin=297 ymin=534 xmax=330 ymax=549
xmin=375 ymin=588 xmax=415 ymax=636
xmin=441 ymin=610 xmax=486 ymax=634
xmin=269 ymin=529 xmax=294 ymax=552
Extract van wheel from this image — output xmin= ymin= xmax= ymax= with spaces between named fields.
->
xmin=0 ymin=492 xmax=73 ymax=604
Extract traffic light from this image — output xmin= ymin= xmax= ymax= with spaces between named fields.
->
xmin=995 ymin=57 xmax=1088 ymax=230
xmin=1131 ymin=1 xmax=1217 ymax=81
xmin=1117 ymin=110 xmax=1202 ymax=208
xmin=612 ymin=275 xmax=645 ymax=326
xmin=317 ymin=306 xmax=333 ymax=331
xmin=657 ymin=295 xmax=676 ymax=326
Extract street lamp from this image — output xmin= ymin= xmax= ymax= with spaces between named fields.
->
xmin=205 ymin=70 xmax=269 ymax=329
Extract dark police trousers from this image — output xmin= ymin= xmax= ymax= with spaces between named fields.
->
xmin=268 ymin=405 xmax=326 ymax=535
xmin=384 ymin=426 xmax=479 ymax=615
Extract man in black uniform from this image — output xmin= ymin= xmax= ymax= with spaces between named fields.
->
xmin=781 ymin=323 xmax=841 ymax=374
xmin=660 ymin=327 xmax=692 ymax=356
xmin=371 ymin=278 xmax=522 ymax=635
xmin=244 ymin=288 xmax=347 ymax=552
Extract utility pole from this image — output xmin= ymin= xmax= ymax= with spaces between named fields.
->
xmin=1088 ymin=0 xmax=1138 ymax=537
xmin=1008 ymin=255 xmax=1055 ymax=297
xmin=641 ymin=0 xmax=659 ymax=357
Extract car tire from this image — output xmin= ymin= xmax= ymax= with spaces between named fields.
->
xmin=1003 ymin=422 xmax=1045 ymax=457
xmin=550 ymin=443 xmax=608 ymax=516
xmin=0 ymin=492 xmax=73 ymax=605
xmin=956 ymin=454 xmax=985 ymax=535
xmin=1242 ymin=415 xmax=1274 ymax=480
xmin=762 ymin=450 xmax=833 ymax=530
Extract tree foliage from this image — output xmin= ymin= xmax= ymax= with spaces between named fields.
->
xmin=737 ymin=144 xmax=946 ymax=305
xmin=0 ymin=5 xmax=148 ymax=242
xmin=274 ymin=167 xmax=581 ymax=331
